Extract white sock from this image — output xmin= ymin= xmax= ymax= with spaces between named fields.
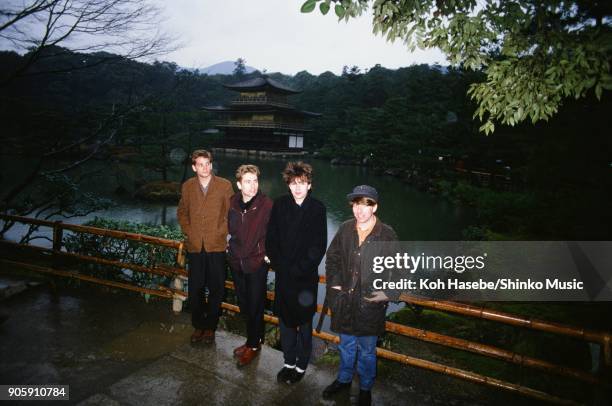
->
xmin=284 ymin=364 xmax=296 ymax=369
xmin=295 ymin=367 xmax=305 ymax=374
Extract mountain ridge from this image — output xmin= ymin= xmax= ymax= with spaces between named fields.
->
xmin=196 ymin=60 xmax=257 ymax=75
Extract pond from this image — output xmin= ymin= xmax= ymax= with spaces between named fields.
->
xmin=4 ymin=153 xmax=476 ymax=251
xmin=3 ymin=153 xmax=477 ymax=316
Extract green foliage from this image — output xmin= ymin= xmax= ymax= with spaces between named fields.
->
xmin=63 ymin=217 xmax=183 ymax=289
xmin=289 ymin=63 xmax=479 ymax=169
xmin=445 ymin=180 xmax=536 ymax=235
xmin=1 ymin=171 xmax=114 ymax=242
xmin=319 ymin=1 xmax=330 ymax=15
xmin=2 ymin=46 xmax=609 ymax=240
xmin=302 ymin=0 xmax=612 ymax=133
xmin=316 ymin=350 xmax=340 ymax=366
xmin=385 ymin=305 xmax=595 ymax=399
xmin=301 ymin=0 xmax=317 ymax=13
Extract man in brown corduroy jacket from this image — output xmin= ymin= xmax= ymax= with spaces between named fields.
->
xmin=177 ymin=149 xmax=233 ymax=345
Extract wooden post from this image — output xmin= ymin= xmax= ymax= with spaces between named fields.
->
xmin=176 ymin=242 xmax=186 ymax=268
xmin=172 ymin=276 xmax=186 ymax=314
xmin=52 ymin=221 xmax=63 ymax=270
xmin=603 ymin=335 xmax=611 ymax=383
xmin=52 ymin=221 xmax=63 ymax=252
xmin=173 ymin=242 xmax=187 ymax=313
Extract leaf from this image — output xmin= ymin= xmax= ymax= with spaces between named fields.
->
xmin=335 ymin=4 xmax=346 ymax=18
xmin=301 ymin=0 xmax=317 ymax=13
xmin=595 ymin=83 xmax=602 ymax=100
xmin=320 ymin=2 xmax=330 ymax=15
xmin=479 ymin=121 xmax=495 ymax=135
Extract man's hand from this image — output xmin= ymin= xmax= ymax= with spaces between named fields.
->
xmin=364 ymin=291 xmax=389 ymax=302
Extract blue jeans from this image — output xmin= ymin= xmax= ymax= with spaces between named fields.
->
xmin=337 ymin=334 xmax=377 ymax=390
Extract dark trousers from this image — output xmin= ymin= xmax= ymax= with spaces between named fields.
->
xmin=280 ymin=318 xmax=313 ymax=370
xmin=187 ymin=251 xmax=226 ymax=331
xmin=232 ymin=265 xmax=268 ymax=347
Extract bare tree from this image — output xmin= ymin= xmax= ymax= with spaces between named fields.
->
xmin=0 ymin=0 xmax=177 ymax=80
xmin=0 ymin=100 xmax=146 ymax=240
xmin=0 ymin=1 xmax=181 ymax=242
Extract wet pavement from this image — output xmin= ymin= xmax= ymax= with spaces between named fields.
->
xmin=0 ymin=271 xmax=595 ymax=405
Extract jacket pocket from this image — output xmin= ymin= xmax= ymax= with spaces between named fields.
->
xmin=330 ymin=290 xmax=352 ymax=332
xmin=357 ymin=299 xmax=386 ymax=333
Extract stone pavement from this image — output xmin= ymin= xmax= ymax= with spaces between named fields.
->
xmin=0 ymin=274 xmax=428 ymax=405
xmin=79 ymin=329 xmax=344 ymax=406
xmin=1 ymin=272 xmax=579 ymax=405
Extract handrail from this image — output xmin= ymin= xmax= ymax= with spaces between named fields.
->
xmin=312 ymin=270 xmax=611 ymax=350
xmin=397 ymin=292 xmax=612 ymax=352
xmin=230 ymin=97 xmax=292 ymax=108
xmin=221 ymin=302 xmax=582 ymax=406
xmin=0 ymin=240 xmax=186 ymax=278
xmin=1 ymin=259 xmax=174 ymax=300
xmin=0 ymin=213 xmax=187 ymax=312
xmin=1 ymin=214 xmax=182 ymax=249
xmin=220 ymin=280 xmax=602 ymax=384
xmin=211 ymin=120 xmax=310 ymax=131
xmin=1 ymin=214 xmax=607 ymax=405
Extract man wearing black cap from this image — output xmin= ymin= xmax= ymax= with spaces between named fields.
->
xmin=321 ymin=185 xmax=398 ymax=406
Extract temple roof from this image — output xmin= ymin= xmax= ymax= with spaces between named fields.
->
xmin=223 ymin=75 xmax=300 ymax=95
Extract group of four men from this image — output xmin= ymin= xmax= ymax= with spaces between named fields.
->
xmin=177 ymin=149 xmax=398 ymax=405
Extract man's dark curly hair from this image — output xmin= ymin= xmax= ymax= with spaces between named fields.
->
xmin=282 ymin=161 xmax=313 ymax=184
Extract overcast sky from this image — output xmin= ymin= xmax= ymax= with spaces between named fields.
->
xmin=159 ymin=0 xmax=447 ymax=75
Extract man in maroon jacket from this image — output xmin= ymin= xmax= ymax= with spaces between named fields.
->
xmin=228 ymin=164 xmax=273 ymax=367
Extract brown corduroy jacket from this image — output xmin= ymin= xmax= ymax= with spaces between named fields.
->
xmin=177 ymin=175 xmax=234 ymax=253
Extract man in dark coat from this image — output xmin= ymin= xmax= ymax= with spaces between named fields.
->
xmin=322 ymin=185 xmax=399 ymax=406
xmin=177 ymin=150 xmax=234 ymax=345
xmin=228 ymin=164 xmax=273 ymax=367
xmin=266 ymin=161 xmax=327 ymax=384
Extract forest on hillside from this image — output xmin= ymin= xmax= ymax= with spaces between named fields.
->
xmin=1 ymin=48 xmax=610 ymax=240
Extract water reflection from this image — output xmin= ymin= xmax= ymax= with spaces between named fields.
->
xmin=3 ymin=154 xmax=476 ymax=248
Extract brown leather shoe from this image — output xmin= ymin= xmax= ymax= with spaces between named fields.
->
xmin=236 ymin=346 xmax=260 ymax=367
xmin=233 ymin=344 xmax=248 ymax=358
xmin=190 ymin=329 xmax=204 ymax=343
xmin=202 ymin=329 xmax=215 ymax=345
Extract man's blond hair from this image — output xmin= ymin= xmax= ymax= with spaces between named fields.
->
xmin=236 ymin=164 xmax=260 ymax=181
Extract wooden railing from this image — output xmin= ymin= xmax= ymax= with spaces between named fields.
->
xmin=0 ymin=214 xmax=187 ymax=312
xmin=211 ymin=120 xmax=310 ymax=131
xmin=1 ymin=214 xmax=609 ymax=405
xmin=230 ymin=96 xmax=292 ymax=108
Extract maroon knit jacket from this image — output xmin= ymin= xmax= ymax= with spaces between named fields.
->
xmin=227 ymin=192 xmax=273 ymax=273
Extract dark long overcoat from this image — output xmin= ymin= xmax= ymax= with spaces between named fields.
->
xmin=325 ymin=218 xmax=399 ymax=336
xmin=265 ymin=194 xmax=327 ymax=327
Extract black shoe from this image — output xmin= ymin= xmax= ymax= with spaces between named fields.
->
xmin=286 ymin=369 xmax=305 ymax=384
xmin=276 ymin=366 xmax=294 ymax=383
xmin=322 ymin=379 xmax=351 ymax=399
xmin=358 ymin=390 xmax=372 ymax=406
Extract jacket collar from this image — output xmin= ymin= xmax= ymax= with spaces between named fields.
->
xmin=196 ymin=174 xmax=216 ymax=189
xmin=291 ymin=193 xmax=312 ymax=209
xmin=349 ymin=216 xmax=383 ymax=239
xmin=231 ymin=191 xmax=265 ymax=211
